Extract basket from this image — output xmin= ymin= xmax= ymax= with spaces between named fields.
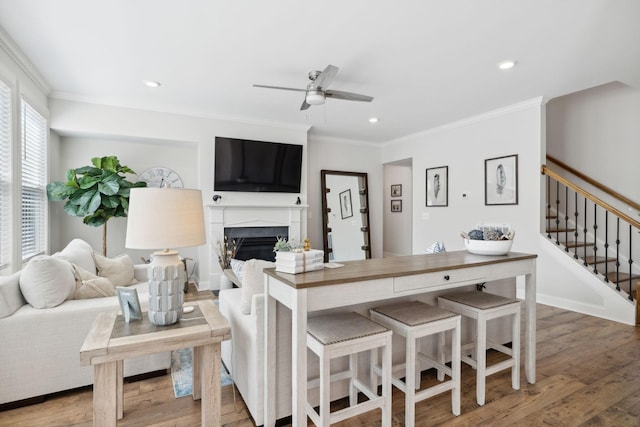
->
xmin=463 ymin=238 xmax=513 ymax=255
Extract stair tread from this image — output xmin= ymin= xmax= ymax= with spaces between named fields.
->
xmin=547 ymin=228 xmax=577 ymax=232
xmin=562 ymin=241 xmax=593 ymax=248
xmin=605 ymin=272 xmax=640 ymax=283
xmin=585 ymin=256 xmax=616 ymax=264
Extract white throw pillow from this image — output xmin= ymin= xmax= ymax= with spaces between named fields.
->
xmin=73 ymin=264 xmax=116 ymax=299
xmin=240 ymin=259 xmax=275 ymax=315
xmin=230 ymin=258 xmax=246 ymax=284
xmin=54 ymin=238 xmax=96 ymax=274
xmin=93 ymin=252 xmax=137 ymax=287
xmin=19 ymin=255 xmax=76 ymax=308
xmin=0 ymin=271 xmax=26 ymax=318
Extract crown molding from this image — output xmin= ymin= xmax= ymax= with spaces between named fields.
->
xmin=50 ymin=91 xmax=312 ymax=133
xmin=384 ymin=97 xmax=545 ymax=147
xmin=0 ymin=25 xmax=50 ymax=95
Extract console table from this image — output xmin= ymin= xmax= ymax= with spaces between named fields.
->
xmin=80 ymin=300 xmax=230 ymax=426
xmin=263 ymin=251 xmax=537 ymax=426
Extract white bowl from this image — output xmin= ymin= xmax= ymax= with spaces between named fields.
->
xmin=463 ymin=238 xmax=513 ymax=255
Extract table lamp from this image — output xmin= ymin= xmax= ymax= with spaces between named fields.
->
xmin=125 ymin=187 xmax=206 ymax=325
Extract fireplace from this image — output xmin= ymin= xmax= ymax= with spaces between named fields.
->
xmin=225 ymin=226 xmax=288 ymax=262
xmin=206 ymin=203 xmax=306 ymax=290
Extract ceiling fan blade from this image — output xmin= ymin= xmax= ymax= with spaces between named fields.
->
xmin=313 ymin=65 xmax=339 ymax=89
xmin=300 ymin=98 xmax=311 ymax=111
xmin=253 ymin=84 xmax=307 ymax=93
xmin=325 ymin=90 xmax=374 ymax=102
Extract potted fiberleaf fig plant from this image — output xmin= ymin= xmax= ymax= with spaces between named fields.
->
xmin=46 ymin=156 xmax=147 ymax=256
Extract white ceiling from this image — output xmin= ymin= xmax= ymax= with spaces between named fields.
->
xmin=0 ymin=0 xmax=638 ymax=144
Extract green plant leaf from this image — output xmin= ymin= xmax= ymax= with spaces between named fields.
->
xmin=98 ymin=180 xmax=119 ymax=195
xmin=75 ymin=166 xmax=101 ymax=176
xmin=87 ymin=190 xmax=102 ymax=213
xmin=63 ymin=201 xmax=82 ymax=217
xmin=84 ymin=211 xmax=107 ymax=227
xmin=79 ymin=175 xmax=101 ymax=189
xmin=102 ymin=195 xmax=120 ymax=208
xmin=46 ymin=182 xmax=75 ymax=201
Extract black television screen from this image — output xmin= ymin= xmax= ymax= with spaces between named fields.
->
xmin=214 ymin=137 xmax=303 ymax=193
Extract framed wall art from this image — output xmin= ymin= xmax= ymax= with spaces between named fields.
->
xmin=391 ymin=184 xmax=402 ymax=197
xmin=339 ymin=189 xmax=353 ymax=219
xmin=485 ymin=154 xmax=518 ymax=205
xmin=426 ymin=166 xmax=448 ymax=207
xmin=391 ymin=199 xmax=402 ymax=212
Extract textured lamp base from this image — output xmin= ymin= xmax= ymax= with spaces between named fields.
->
xmin=147 ymin=251 xmax=186 ymax=326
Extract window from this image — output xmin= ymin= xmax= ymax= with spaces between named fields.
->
xmin=0 ymin=80 xmax=10 ymax=270
xmin=21 ymin=99 xmax=47 ymax=262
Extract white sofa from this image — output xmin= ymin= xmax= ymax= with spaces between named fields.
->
xmin=0 ymin=239 xmax=170 ymax=405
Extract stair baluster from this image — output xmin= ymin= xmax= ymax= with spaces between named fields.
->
xmin=546 ymin=176 xmax=552 ymax=239
xmin=583 ymin=198 xmax=588 ymax=266
xmin=593 ymin=203 xmax=598 ymax=275
xmin=628 ymin=225 xmax=634 ymax=301
xmin=615 ymin=218 xmax=621 ymax=291
xmin=555 ymin=181 xmax=560 ymax=245
xmin=573 ymin=192 xmax=579 ymax=259
xmin=604 ymin=212 xmax=609 ymax=282
xmin=564 ymin=186 xmax=569 ymax=253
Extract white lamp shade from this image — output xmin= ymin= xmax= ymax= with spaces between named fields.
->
xmin=125 ymin=188 xmax=206 ymax=250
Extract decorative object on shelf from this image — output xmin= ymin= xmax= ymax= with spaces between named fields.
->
xmin=391 ymin=184 xmax=402 ymax=197
xmin=125 ymin=188 xmax=206 ymax=326
xmin=303 ymin=238 xmax=311 ymax=251
xmin=273 ymin=236 xmax=301 ymax=253
xmin=47 ymin=156 xmax=147 ymax=256
xmin=485 ymin=154 xmax=518 ymax=205
xmin=212 ymin=194 xmax=222 ymax=203
xmin=426 ymin=165 xmax=448 ymax=207
xmin=296 ymin=196 xmax=301 ymax=205
xmin=116 ymin=287 xmax=142 ymax=323
xmin=275 ymin=248 xmax=324 ymax=274
xmin=391 ymin=199 xmax=402 ymax=212
xmin=138 ymin=166 xmax=183 ymax=188
xmin=339 ymin=189 xmax=353 ymax=219
xmin=425 ymin=241 xmax=446 ymax=254
xmin=216 ymin=236 xmax=239 ymax=270
xmin=461 ymin=227 xmax=515 ymax=255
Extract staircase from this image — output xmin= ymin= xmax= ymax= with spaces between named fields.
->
xmin=542 ymin=156 xmax=640 ymax=325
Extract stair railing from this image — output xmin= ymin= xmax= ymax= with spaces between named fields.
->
xmin=541 ymin=163 xmax=639 ymax=302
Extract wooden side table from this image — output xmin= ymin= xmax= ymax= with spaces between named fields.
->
xmin=80 ymin=300 xmax=230 ymax=426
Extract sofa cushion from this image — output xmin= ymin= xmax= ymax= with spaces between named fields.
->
xmin=230 ymin=258 xmax=246 ymax=285
xmin=93 ymin=252 xmax=137 ymax=286
xmin=53 ymin=238 xmax=96 ymax=274
xmin=19 ymin=255 xmax=76 ymax=308
xmin=73 ymin=264 xmax=116 ymax=299
xmin=0 ymin=271 xmax=26 ymax=318
xmin=240 ymin=259 xmax=275 ymax=315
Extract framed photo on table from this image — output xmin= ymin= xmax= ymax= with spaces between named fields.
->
xmin=117 ymin=286 xmax=142 ymax=323
xmin=485 ymin=154 xmax=518 ymax=205
xmin=426 ymin=166 xmax=448 ymax=207
xmin=339 ymin=189 xmax=353 ymax=219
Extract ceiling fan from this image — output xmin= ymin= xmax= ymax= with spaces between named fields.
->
xmin=253 ymin=64 xmax=374 ymax=110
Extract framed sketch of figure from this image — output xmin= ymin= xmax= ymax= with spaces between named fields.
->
xmin=339 ymin=189 xmax=353 ymax=219
xmin=485 ymin=154 xmax=518 ymax=205
xmin=426 ymin=166 xmax=448 ymax=207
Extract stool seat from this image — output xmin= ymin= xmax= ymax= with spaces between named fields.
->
xmin=308 ymin=312 xmax=390 ymax=344
xmin=370 ymin=301 xmax=461 ymax=426
xmin=307 ymin=312 xmax=393 ymax=427
xmin=438 ymin=291 xmax=521 ymax=406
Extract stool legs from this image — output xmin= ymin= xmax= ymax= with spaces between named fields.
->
xmin=405 ymin=330 xmax=416 ymax=427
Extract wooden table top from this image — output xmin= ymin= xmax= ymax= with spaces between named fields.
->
xmin=80 ymin=300 xmax=230 ymax=366
xmin=264 ymin=250 xmax=537 ymax=289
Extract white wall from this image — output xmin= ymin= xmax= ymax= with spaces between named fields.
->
xmin=546 ymin=81 xmax=640 ymax=211
xmin=48 ymin=98 xmax=309 ymax=288
xmin=381 ymin=99 xmax=544 ymax=258
xmin=307 ymin=136 xmax=383 ymax=259
xmin=383 ymin=162 xmax=413 ymax=257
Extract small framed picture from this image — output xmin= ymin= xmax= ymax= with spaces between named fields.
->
xmin=391 ymin=184 xmax=402 ymax=197
xmin=485 ymin=154 xmax=518 ymax=205
xmin=117 ymin=286 xmax=142 ymax=323
xmin=391 ymin=199 xmax=402 ymax=212
xmin=426 ymin=166 xmax=448 ymax=207
xmin=339 ymin=189 xmax=353 ymax=219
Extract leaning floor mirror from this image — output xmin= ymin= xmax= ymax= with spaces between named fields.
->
xmin=320 ymin=170 xmax=372 ymax=262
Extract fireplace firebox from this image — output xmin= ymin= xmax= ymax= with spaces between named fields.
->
xmin=224 ymin=226 xmax=288 ymax=262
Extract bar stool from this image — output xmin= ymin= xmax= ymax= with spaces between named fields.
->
xmin=306 ymin=312 xmax=393 ymax=427
xmin=369 ymin=301 xmax=461 ymax=426
xmin=438 ymin=290 xmax=521 ymax=406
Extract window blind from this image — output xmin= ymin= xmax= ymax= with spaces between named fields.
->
xmin=21 ymin=99 xmax=47 ymax=262
xmin=0 ymin=80 xmax=11 ymax=270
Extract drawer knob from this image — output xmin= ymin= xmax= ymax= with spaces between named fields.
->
xmin=444 ymin=275 xmax=450 ymax=280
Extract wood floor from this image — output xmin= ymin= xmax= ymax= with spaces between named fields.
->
xmin=1 ymin=303 xmax=639 ymax=426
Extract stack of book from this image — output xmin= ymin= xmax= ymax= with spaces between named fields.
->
xmin=275 ymin=249 xmax=324 ymax=274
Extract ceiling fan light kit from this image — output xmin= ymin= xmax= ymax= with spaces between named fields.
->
xmin=254 ymin=64 xmax=373 ymax=111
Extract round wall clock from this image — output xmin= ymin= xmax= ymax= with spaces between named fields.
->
xmin=138 ymin=167 xmax=184 ymax=188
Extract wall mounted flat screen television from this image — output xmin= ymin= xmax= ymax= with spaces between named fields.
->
xmin=214 ymin=137 xmax=303 ymax=193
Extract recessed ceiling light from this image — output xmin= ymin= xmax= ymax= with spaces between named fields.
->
xmin=369 ymin=117 xmax=379 ymax=124
xmin=143 ymin=80 xmax=162 ymax=88
xmin=497 ymin=60 xmax=516 ymax=70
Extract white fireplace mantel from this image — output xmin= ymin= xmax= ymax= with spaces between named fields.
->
xmin=204 ymin=203 xmax=308 ymax=289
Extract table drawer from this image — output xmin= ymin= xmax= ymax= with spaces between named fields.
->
xmin=393 ymin=266 xmax=486 ymax=292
